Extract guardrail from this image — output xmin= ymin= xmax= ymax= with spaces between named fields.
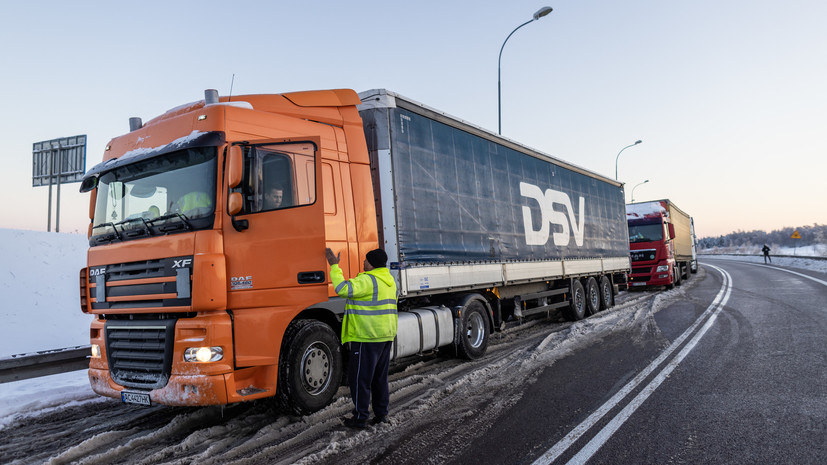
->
xmin=0 ymin=346 xmax=90 ymax=384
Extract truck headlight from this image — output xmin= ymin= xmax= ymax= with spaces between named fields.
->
xmin=656 ymin=265 xmax=669 ymax=272
xmin=184 ymin=346 xmax=223 ymax=362
xmin=91 ymin=344 xmax=101 ymax=358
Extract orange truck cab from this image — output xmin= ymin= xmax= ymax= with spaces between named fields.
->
xmin=80 ymin=88 xmax=631 ymax=414
xmin=81 ymin=89 xmax=377 ymax=412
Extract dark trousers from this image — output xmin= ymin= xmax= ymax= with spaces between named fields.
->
xmin=348 ymin=341 xmax=392 ymax=420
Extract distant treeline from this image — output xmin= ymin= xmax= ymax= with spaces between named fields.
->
xmin=698 ymin=224 xmax=826 ymax=249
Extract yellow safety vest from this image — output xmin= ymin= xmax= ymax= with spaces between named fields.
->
xmin=178 ymin=191 xmax=212 ymax=213
xmin=330 ymin=264 xmax=398 ymax=343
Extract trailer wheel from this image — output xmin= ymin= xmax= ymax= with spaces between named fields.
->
xmin=585 ymin=278 xmax=600 ymax=316
xmin=456 ymin=300 xmax=490 ymax=360
xmin=277 ymin=319 xmax=343 ymax=415
xmin=599 ymin=276 xmax=614 ymax=310
xmin=566 ymin=280 xmax=586 ymax=321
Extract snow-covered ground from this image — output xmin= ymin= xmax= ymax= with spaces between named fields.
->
xmin=701 ymin=253 xmax=827 ymax=274
xmin=0 ymin=228 xmax=98 ymax=429
xmin=700 ymin=243 xmax=827 ymax=257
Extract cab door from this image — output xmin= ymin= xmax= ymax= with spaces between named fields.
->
xmin=222 ymin=140 xmax=327 ymax=304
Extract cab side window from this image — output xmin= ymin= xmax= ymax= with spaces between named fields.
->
xmin=239 ymin=142 xmax=316 ymax=214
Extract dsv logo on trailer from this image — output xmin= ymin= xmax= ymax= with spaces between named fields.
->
xmin=519 ymin=182 xmax=585 ymax=246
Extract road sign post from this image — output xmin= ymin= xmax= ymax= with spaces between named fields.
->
xmin=791 ymin=230 xmax=801 ymax=256
xmin=32 ymin=135 xmax=87 ymax=232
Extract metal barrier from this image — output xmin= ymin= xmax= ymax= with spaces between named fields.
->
xmin=0 ymin=346 xmax=90 ymax=384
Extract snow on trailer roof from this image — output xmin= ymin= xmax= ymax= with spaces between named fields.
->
xmin=357 ymin=89 xmax=623 ymax=188
xmin=626 ymin=200 xmax=668 ymax=222
xmin=626 ymin=200 xmax=666 ymax=216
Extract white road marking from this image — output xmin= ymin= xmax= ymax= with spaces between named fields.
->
xmin=531 ymin=264 xmax=733 ymax=465
xmin=742 ymin=262 xmax=827 ymax=287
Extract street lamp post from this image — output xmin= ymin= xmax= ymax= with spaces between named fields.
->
xmin=631 ymin=179 xmax=649 ymax=202
xmin=615 ymin=140 xmax=643 ymax=180
xmin=498 ymin=6 xmax=553 ymax=135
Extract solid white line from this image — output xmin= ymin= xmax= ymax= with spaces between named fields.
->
xmin=531 ymin=264 xmax=732 ymax=465
xmin=565 ymin=266 xmax=732 ymax=464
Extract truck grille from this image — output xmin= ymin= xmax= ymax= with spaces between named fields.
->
xmin=630 ymin=250 xmax=657 ymax=262
xmin=105 ymin=319 xmax=176 ymax=390
xmin=90 ymin=256 xmax=192 ymax=311
xmin=632 ymin=267 xmax=651 ymax=275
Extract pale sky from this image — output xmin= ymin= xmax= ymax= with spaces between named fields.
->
xmin=2 ymin=0 xmax=825 ymax=239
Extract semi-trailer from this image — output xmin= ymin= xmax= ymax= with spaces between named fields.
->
xmin=79 ymin=88 xmax=631 ymax=414
xmin=626 ymin=199 xmax=697 ymax=289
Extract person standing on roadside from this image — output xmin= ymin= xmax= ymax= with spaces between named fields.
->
xmin=325 ymin=247 xmax=398 ymax=429
xmin=762 ymin=244 xmax=771 ymax=264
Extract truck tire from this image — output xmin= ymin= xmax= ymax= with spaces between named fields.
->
xmin=566 ymin=280 xmax=586 ymax=321
xmin=675 ymin=265 xmax=682 ymax=286
xmin=277 ymin=319 xmax=343 ymax=415
xmin=599 ymin=276 xmax=614 ymax=310
xmin=585 ymin=277 xmax=600 ymax=316
xmin=456 ymin=300 xmax=490 ymax=360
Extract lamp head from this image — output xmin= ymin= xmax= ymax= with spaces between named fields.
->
xmin=533 ymin=6 xmax=553 ymax=20
xmin=635 ymin=140 xmax=643 ymax=144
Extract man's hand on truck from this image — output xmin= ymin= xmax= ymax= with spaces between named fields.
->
xmin=325 ymin=248 xmax=341 ymax=265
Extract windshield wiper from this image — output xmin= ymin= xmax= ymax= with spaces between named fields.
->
xmin=147 ymin=212 xmax=192 ymax=231
xmin=92 ymin=222 xmax=124 ymax=243
xmin=114 ymin=216 xmax=155 ymax=237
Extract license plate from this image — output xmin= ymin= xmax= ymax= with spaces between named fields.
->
xmin=121 ymin=391 xmax=151 ymax=406
xmin=632 ymin=282 xmax=647 ymax=287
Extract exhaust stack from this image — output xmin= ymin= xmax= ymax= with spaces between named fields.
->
xmin=129 ymin=117 xmax=143 ymax=132
xmin=205 ymin=89 xmax=219 ymax=105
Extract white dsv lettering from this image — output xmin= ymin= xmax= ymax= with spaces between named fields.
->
xmin=520 ymin=182 xmax=585 ymax=246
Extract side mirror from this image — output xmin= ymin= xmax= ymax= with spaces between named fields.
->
xmin=79 ymin=176 xmax=98 ymax=193
xmin=668 ymin=223 xmax=676 ymax=240
xmin=228 ymin=192 xmax=243 ymax=216
xmin=228 ymin=145 xmax=243 ymax=188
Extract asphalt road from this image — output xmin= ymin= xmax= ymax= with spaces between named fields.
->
xmin=2 ymin=260 xmax=825 ymax=464
xmin=493 ymin=259 xmax=826 ymax=464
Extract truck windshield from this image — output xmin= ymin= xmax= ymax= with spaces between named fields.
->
xmin=628 ymin=223 xmax=664 ymax=243
xmin=90 ymin=147 xmax=217 ymax=245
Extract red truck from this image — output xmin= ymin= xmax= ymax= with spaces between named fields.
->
xmin=626 ymin=200 xmax=697 ymax=289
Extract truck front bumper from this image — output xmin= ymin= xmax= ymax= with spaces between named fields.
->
xmin=89 ymin=368 xmax=230 ymax=405
xmin=628 ymin=271 xmax=672 ymax=287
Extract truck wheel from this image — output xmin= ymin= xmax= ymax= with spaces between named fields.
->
xmin=585 ymin=278 xmax=600 ymax=316
xmin=277 ymin=319 xmax=343 ymax=415
xmin=599 ymin=276 xmax=614 ymax=310
xmin=456 ymin=300 xmax=490 ymax=360
xmin=675 ymin=265 xmax=682 ymax=286
xmin=566 ymin=280 xmax=586 ymax=321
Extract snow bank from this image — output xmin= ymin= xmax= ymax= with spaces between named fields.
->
xmin=700 ymin=243 xmax=827 ymax=257
xmin=700 ymin=254 xmax=827 ymax=274
xmin=0 ymin=228 xmax=92 ymax=357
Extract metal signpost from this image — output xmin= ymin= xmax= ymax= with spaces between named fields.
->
xmin=791 ymin=230 xmax=801 ymax=256
xmin=32 ymin=135 xmax=87 ymax=232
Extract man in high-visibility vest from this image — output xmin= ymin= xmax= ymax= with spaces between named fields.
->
xmin=326 ymin=247 xmax=398 ymax=429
